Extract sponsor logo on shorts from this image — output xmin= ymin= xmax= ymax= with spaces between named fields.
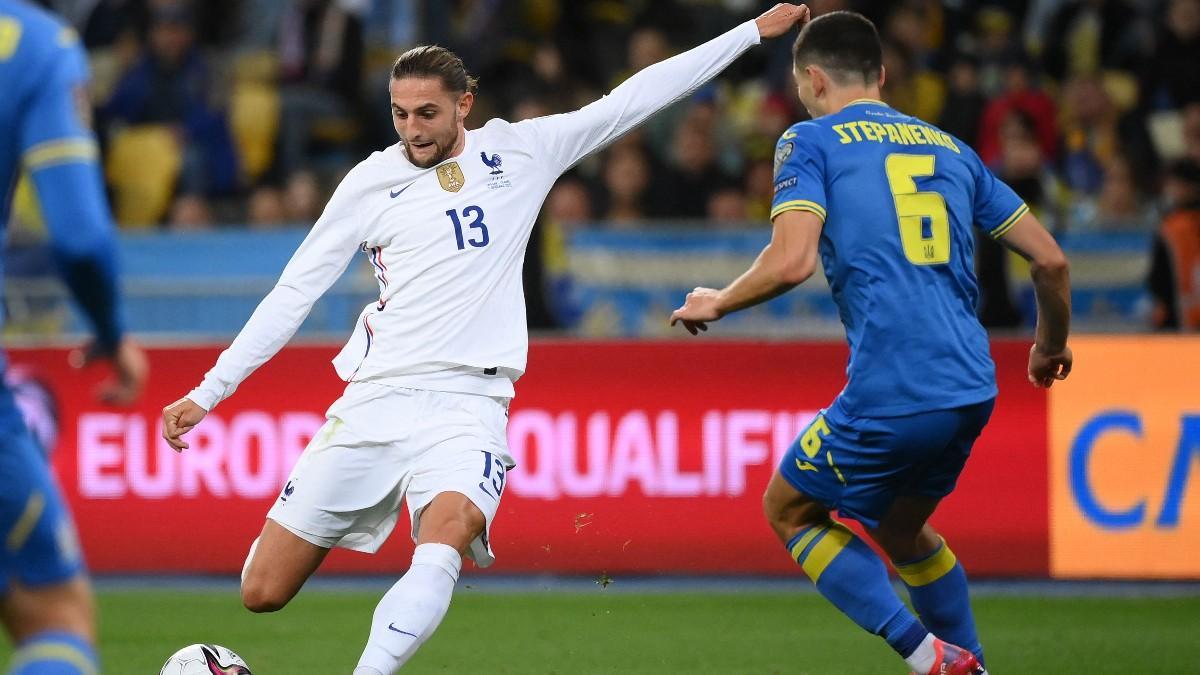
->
xmin=795 ymin=458 xmax=818 ymax=472
xmin=478 ymin=481 xmax=498 ymax=501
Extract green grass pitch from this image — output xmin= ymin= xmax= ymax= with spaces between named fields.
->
xmin=2 ymin=589 xmax=1197 ymax=673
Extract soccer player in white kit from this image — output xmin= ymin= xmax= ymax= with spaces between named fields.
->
xmin=161 ymin=5 xmax=810 ymax=673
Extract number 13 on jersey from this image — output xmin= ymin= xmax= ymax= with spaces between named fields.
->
xmin=446 ymin=206 xmax=490 ymax=250
xmin=446 ymin=205 xmax=487 ymax=249
xmin=886 ymin=154 xmax=950 ymax=265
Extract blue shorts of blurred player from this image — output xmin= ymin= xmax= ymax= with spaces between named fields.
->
xmin=778 ymin=398 xmax=995 ymax=529
xmin=0 ymin=397 xmax=83 ymax=595
xmin=0 ymin=384 xmax=96 ymax=673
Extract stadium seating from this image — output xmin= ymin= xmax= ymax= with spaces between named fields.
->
xmin=104 ymin=125 xmax=182 ymax=227
xmin=229 ymin=52 xmax=282 ymax=183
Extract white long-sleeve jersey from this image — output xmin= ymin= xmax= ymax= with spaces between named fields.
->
xmin=188 ymin=19 xmax=761 ymax=411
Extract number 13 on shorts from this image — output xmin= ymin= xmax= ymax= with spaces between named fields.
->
xmin=479 ymin=451 xmax=506 ymax=500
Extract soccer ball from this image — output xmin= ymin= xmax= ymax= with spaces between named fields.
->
xmin=159 ymin=644 xmax=252 ymax=674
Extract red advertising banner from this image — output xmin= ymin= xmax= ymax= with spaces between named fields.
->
xmin=12 ymin=340 xmax=1047 ymax=577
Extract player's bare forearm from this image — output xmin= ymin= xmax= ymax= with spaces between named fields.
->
xmin=716 ymin=245 xmax=809 ymax=315
xmin=720 ymin=210 xmax=821 ymax=314
xmin=997 ymin=212 xmax=1071 ymax=351
xmin=670 ymin=244 xmax=810 ymax=335
xmin=671 ymin=210 xmax=820 ymax=334
xmin=1027 ymin=261 xmax=1072 ymax=387
xmin=996 ymin=211 xmax=1073 ymax=385
xmin=1031 ymin=257 xmax=1071 ymax=353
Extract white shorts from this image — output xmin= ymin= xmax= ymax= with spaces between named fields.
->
xmin=266 ymin=382 xmax=513 ymax=567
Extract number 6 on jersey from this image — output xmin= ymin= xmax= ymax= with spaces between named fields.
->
xmin=886 ymin=154 xmax=950 ymax=265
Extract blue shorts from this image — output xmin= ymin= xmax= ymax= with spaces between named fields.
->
xmin=0 ymin=393 xmax=84 ymax=595
xmin=778 ymin=397 xmax=995 ymax=529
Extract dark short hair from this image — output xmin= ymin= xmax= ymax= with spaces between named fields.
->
xmin=792 ymin=11 xmax=882 ymax=85
xmin=391 ymin=45 xmax=478 ymax=94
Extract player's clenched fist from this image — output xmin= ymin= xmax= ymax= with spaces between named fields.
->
xmin=1027 ymin=344 xmax=1073 ymax=388
xmin=162 ymin=397 xmax=207 ymax=452
xmin=755 ymin=3 xmax=811 ymax=39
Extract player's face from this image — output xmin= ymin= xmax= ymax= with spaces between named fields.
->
xmin=390 ymin=77 xmax=474 ymax=168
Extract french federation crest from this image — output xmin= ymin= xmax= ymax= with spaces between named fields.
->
xmin=437 ymin=161 xmax=466 ymax=192
xmin=480 ymin=151 xmax=503 ymax=175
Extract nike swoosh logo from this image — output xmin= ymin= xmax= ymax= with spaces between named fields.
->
xmin=781 ymin=130 xmax=798 ymax=140
xmin=388 ymin=624 xmax=419 ymax=638
xmin=478 ymin=481 xmax=497 ymax=500
xmin=389 ymin=183 xmax=413 ymax=198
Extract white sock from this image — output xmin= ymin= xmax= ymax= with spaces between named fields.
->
xmin=355 ymin=543 xmax=462 ymax=675
xmin=904 ymin=633 xmax=938 ymax=675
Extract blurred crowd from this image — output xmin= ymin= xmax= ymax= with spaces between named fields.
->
xmin=535 ymin=0 xmax=1200 ymax=239
xmin=12 ymin=0 xmax=1195 ymax=234
xmin=10 ymin=0 xmax=1200 ymax=331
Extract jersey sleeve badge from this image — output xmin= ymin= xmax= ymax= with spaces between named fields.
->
xmin=774 ymin=141 xmax=794 ymax=176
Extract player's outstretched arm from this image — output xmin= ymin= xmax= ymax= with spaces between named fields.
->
xmin=997 ymin=212 xmax=1072 ymax=387
xmin=161 ymin=176 xmax=368 ymax=449
xmin=671 ymin=210 xmax=822 ymax=334
xmin=161 ymin=219 xmax=359 ymax=450
xmin=35 ymin=156 xmax=149 ymax=405
xmin=20 ymin=35 xmax=149 ymax=405
xmin=520 ymin=4 xmax=810 ymax=171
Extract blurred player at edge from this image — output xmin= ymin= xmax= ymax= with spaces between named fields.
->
xmin=161 ymin=5 xmax=811 ymax=674
xmin=670 ymin=11 xmax=1071 ymax=675
xmin=0 ymin=1 xmax=147 ymax=673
